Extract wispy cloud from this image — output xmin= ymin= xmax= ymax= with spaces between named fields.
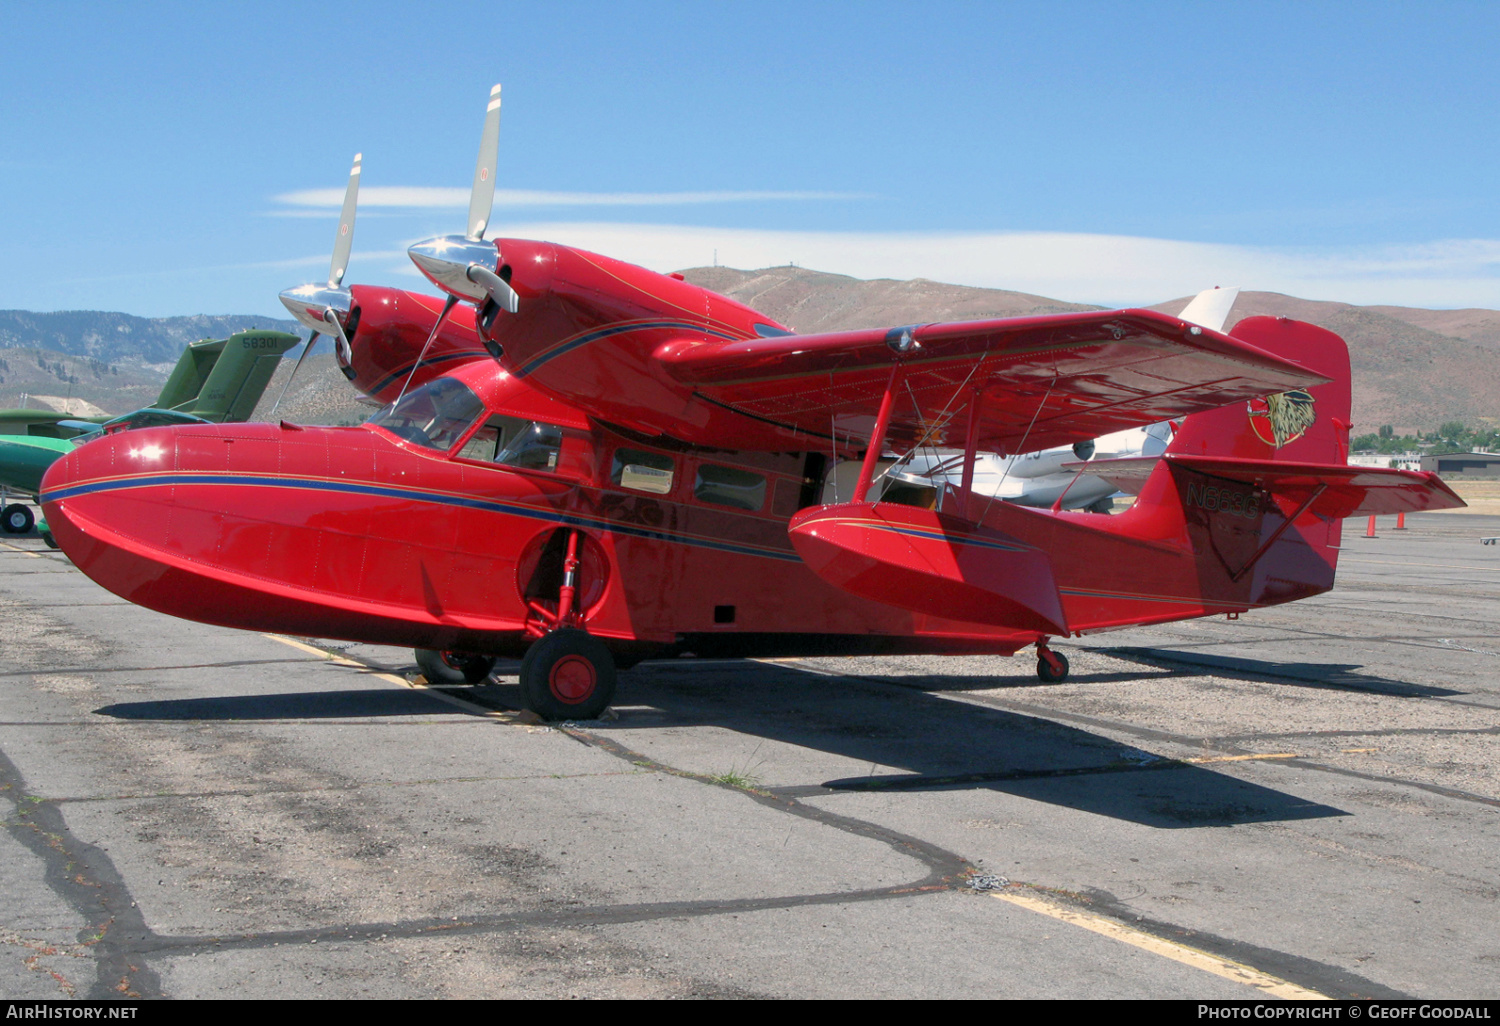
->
xmin=465 ymin=222 xmax=1500 ymax=308
xmin=274 ymin=187 xmax=874 ymax=209
xmin=55 ymin=251 xmax=411 ymax=286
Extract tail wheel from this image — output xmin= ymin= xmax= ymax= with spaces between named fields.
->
xmin=415 ymin=648 xmax=496 ymax=685
xmin=1036 ymin=649 xmax=1070 ymax=683
xmin=519 ymin=628 xmax=616 ymax=721
xmin=2 ymin=504 xmax=33 ymax=535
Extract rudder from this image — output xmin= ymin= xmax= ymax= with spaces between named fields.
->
xmin=1166 ymin=316 xmax=1350 ymax=464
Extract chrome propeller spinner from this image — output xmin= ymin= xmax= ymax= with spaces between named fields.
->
xmin=271 ymin=153 xmax=364 ymax=414
xmin=406 ymin=84 xmax=519 ymax=338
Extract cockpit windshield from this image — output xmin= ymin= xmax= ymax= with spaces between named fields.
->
xmin=367 ymin=378 xmax=486 ymax=452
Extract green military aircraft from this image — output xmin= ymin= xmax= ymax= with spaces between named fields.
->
xmin=0 ymin=329 xmax=300 ymax=540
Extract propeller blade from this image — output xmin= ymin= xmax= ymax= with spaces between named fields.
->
xmin=465 ymin=264 xmax=519 ymax=314
xmin=321 ymin=308 xmax=356 ymax=379
xmin=267 ymin=332 xmax=320 ymax=419
xmin=329 ymin=153 xmax=362 ymax=287
xmin=394 ymin=294 xmax=461 ymax=405
xmin=466 ymin=85 xmax=502 ymax=242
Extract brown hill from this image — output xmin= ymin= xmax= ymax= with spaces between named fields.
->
xmin=685 ymin=266 xmax=1101 ymax=332
xmin=8 ymin=270 xmax=1500 ymax=434
xmin=1150 ymin=292 xmax=1500 ymax=434
xmin=254 ymin=352 xmax=375 ymax=426
xmin=681 ymin=266 xmax=1500 ymax=436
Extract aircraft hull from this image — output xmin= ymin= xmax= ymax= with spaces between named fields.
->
xmin=40 ymin=416 xmax=1036 ymax=659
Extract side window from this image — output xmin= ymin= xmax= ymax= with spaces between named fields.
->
xmin=496 ymin=421 xmax=563 ymax=472
xmin=367 ymin=377 xmax=486 ymax=452
xmin=694 ymin=463 xmax=766 ymax=512
xmin=612 ymin=448 xmax=674 ymax=495
xmin=455 ymin=415 xmax=532 ymax=463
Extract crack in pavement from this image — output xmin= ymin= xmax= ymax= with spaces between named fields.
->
xmin=0 ymin=749 xmax=162 ymax=999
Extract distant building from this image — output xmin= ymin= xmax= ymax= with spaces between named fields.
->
xmin=1420 ymin=452 xmax=1500 ymax=479
xmin=1349 ymin=452 xmax=1421 ymax=471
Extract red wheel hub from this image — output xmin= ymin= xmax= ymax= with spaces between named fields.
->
xmin=549 ymin=655 xmax=597 ymax=703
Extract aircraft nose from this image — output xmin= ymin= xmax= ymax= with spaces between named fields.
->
xmin=40 ymin=426 xmax=185 ymax=597
xmin=41 ymin=422 xmax=346 ymax=634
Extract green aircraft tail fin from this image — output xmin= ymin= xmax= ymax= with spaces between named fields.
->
xmin=154 ymin=337 xmax=225 ymax=414
xmin=187 ymin=330 xmax=299 ymax=422
xmin=154 ymin=331 xmax=300 ymax=423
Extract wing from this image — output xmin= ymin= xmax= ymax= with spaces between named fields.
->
xmin=654 ymin=309 xmax=1330 ymax=455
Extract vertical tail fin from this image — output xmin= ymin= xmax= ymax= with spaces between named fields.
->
xmin=185 ymin=331 xmax=300 ymax=423
xmin=154 ymin=331 xmax=299 ymax=423
xmin=1165 ymin=316 xmax=1351 ymax=464
xmin=154 ymin=337 xmax=224 ymax=413
xmin=1126 ymin=316 xmax=1352 ymax=608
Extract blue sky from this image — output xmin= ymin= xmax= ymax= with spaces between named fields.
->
xmin=4 ymin=1 xmax=1500 ymax=317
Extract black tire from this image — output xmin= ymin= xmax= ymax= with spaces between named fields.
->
xmin=415 ymin=648 xmax=496 ymax=685
xmin=2 ymin=504 xmax=34 ymax=535
xmin=1036 ymin=651 xmax=1070 ymax=683
xmin=40 ymin=530 xmax=58 ymax=549
xmin=519 ymin=628 xmax=616 ymax=721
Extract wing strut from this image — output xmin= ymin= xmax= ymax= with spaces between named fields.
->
xmin=851 ymin=363 xmax=906 ymax=503
xmin=960 ymin=385 xmax=982 ymax=497
xmin=1226 ymin=485 xmax=1327 ymax=582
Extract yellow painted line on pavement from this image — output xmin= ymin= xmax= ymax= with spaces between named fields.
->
xmin=1182 ymin=753 xmax=1299 ymax=765
xmin=0 ymin=540 xmax=46 ymax=559
xmin=261 ymin=634 xmax=529 ymax=722
xmin=992 ymin=889 xmax=1327 ymax=1000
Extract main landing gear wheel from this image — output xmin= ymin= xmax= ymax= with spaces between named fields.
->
xmin=2 ymin=504 xmax=33 ymax=535
xmin=1036 ymin=649 xmax=1070 ymax=683
xmin=415 ymin=648 xmax=497 ymax=685
xmin=519 ymin=628 xmax=616 ymax=721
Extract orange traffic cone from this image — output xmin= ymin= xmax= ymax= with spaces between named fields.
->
xmin=1365 ymin=515 xmax=1377 ymax=538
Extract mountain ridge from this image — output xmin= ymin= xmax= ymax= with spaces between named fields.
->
xmin=4 ymin=269 xmax=1497 ymax=434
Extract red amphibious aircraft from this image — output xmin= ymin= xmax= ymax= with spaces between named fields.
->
xmin=40 ymin=86 xmax=1464 ymax=719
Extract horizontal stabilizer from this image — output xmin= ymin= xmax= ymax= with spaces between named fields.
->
xmin=1166 ymin=455 xmax=1465 ymax=518
xmin=1063 ymin=455 xmax=1159 ymax=495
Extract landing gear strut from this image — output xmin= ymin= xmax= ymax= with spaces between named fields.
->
xmin=1036 ymin=641 xmax=1070 ymax=683
xmin=518 ymin=528 xmax=617 ymax=720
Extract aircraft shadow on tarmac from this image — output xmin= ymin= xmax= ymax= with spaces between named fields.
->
xmin=596 ymin=659 xmax=1346 ymax=830
xmin=1103 ymin=647 xmax=1464 ymax=699
xmin=95 ymin=688 xmax=454 ymax=720
xmin=91 ymin=657 xmax=1347 ymax=830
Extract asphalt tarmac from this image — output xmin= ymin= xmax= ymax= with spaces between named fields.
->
xmin=0 ymin=512 xmax=1496 ymax=999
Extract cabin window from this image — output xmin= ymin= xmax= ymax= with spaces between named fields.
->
xmin=496 ymin=421 xmax=564 ymax=472
xmin=454 ymin=415 xmax=532 ymax=463
xmin=694 ymin=463 xmax=766 ymax=511
xmin=367 ymin=378 xmax=485 ymax=452
xmin=612 ymin=448 xmax=674 ymax=495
